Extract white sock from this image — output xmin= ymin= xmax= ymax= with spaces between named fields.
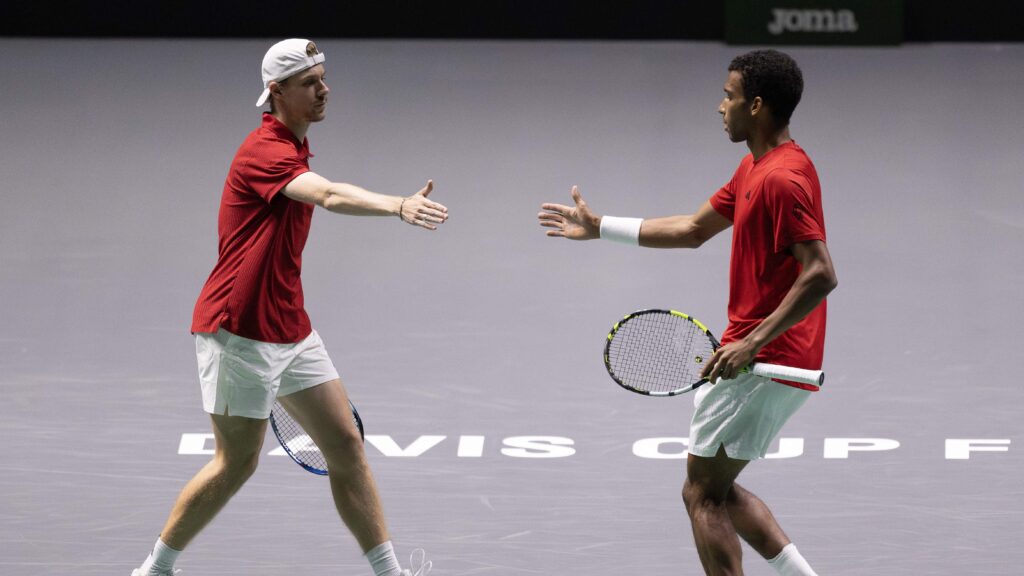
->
xmin=768 ymin=543 xmax=818 ymax=576
xmin=366 ymin=541 xmax=403 ymax=576
xmin=139 ymin=538 xmax=181 ymax=574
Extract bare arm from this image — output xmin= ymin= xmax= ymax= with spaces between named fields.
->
xmin=282 ymin=171 xmax=448 ymax=229
xmin=537 ymin=186 xmax=731 ymax=248
xmin=638 ymin=201 xmax=732 ymax=248
xmin=701 ymin=239 xmax=838 ymax=381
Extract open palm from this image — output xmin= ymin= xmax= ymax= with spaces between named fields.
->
xmin=538 ymin=186 xmax=600 ymax=241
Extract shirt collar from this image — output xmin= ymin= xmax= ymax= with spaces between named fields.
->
xmin=261 ymin=113 xmax=314 ymax=157
xmin=752 ymin=140 xmax=796 ymax=164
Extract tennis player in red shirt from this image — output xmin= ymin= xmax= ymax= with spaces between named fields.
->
xmin=539 ymin=50 xmax=836 ymax=575
xmin=132 ymin=39 xmax=443 ymax=576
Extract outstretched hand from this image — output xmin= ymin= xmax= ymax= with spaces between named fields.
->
xmin=400 ymin=180 xmax=448 ymax=230
xmin=538 ymin=186 xmax=601 ymax=240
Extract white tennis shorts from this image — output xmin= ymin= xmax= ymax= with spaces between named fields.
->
xmin=195 ymin=328 xmax=340 ymax=419
xmin=689 ymin=372 xmax=811 ymax=461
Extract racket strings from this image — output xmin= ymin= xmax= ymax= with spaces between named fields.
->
xmin=270 ymin=402 xmax=329 ymax=472
xmin=607 ymin=313 xmax=715 ymax=394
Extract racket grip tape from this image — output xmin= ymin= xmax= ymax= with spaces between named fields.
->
xmin=749 ymin=363 xmax=825 ymax=387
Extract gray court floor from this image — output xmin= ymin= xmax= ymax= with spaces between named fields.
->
xmin=2 ymin=38 xmax=1023 ymax=575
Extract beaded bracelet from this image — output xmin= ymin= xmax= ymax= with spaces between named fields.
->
xmin=398 ymin=197 xmax=409 ymax=222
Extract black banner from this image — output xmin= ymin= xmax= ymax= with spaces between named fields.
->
xmin=1 ymin=0 xmax=1019 ymax=42
xmin=726 ymin=0 xmax=904 ymax=45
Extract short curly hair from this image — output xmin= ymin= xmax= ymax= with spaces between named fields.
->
xmin=728 ymin=50 xmax=804 ymax=125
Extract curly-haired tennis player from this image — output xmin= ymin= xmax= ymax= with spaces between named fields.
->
xmin=539 ymin=49 xmax=836 ymax=576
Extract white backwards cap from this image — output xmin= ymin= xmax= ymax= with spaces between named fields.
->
xmin=256 ymin=38 xmax=326 ymax=107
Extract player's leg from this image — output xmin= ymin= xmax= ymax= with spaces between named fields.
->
xmin=160 ymin=413 xmax=267 ymax=548
xmin=276 ymin=330 xmax=430 ymax=576
xmin=717 ymin=387 xmax=818 ymax=575
xmin=278 ymin=379 xmax=429 ymax=576
xmin=722 ymin=481 xmax=818 ymax=576
xmin=685 ymin=374 xmax=817 ymax=575
xmin=276 ymin=378 xmax=388 ymax=551
xmin=134 ymin=328 xmax=280 ymax=575
xmin=161 ymin=328 xmax=277 ymax=548
xmin=134 ymin=413 xmax=266 ymax=575
xmin=725 ymin=482 xmax=790 ymax=560
xmin=682 ymin=446 xmax=750 ymax=575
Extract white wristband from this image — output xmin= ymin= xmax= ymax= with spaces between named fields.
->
xmin=599 ymin=216 xmax=643 ymax=245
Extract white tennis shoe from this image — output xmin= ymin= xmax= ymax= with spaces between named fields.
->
xmin=400 ymin=548 xmax=432 ymax=576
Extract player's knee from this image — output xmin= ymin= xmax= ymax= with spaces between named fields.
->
xmin=217 ymin=448 xmax=261 ymax=483
xmin=683 ymin=477 xmax=726 ymax=513
xmin=232 ymin=455 xmax=260 ymax=482
xmin=319 ymin=426 xmax=365 ymax=466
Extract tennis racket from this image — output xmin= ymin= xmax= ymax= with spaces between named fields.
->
xmin=269 ymin=398 xmax=364 ymax=476
xmin=604 ymin=309 xmax=824 ymax=397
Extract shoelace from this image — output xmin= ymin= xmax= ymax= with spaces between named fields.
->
xmin=408 ymin=548 xmax=432 ymax=576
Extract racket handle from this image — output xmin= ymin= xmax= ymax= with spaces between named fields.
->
xmin=749 ymin=363 xmax=825 ymax=387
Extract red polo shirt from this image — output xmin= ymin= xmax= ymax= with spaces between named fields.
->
xmin=191 ymin=114 xmax=315 ymax=343
xmin=709 ymin=141 xmax=827 ymax=389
